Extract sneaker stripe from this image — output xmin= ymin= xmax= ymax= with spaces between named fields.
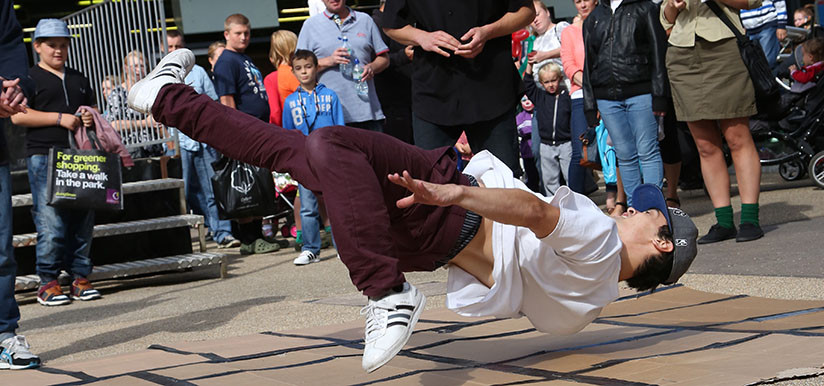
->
xmin=388 ymin=314 xmax=411 ymax=320
xmin=386 ymin=321 xmax=409 ymax=328
xmin=396 ymin=305 xmax=415 ymax=311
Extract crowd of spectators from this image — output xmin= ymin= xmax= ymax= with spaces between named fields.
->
xmin=2 ymin=0 xmax=822 ymax=371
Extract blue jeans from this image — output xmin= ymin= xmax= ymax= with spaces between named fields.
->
xmin=569 ymin=98 xmax=597 ymax=194
xmin=298 ymin=184 xmax=321 ymax=255
xmin=180 ymin=145 xmax=233 ymax=243
xmin=597 ymin=94 xmax=664 ymax=205
xmin=0 ymin=164 xmax=19 ymax=336
xmin=27 ymin=155 xmax=95 ymax=283
xmin=412 ymin=109 xmax=522 ymax=177
xmin=748 ymin=25 xmax=780 ymax=69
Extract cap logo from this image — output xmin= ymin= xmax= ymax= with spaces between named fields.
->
xmin=675 ymin=239 xmax=688 ymax=247
xmin=671 ymin=208 xmax=687 ymax=217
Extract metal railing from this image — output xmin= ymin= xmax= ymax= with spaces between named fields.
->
xmin=57 ymin=0 xmax=175 ymax=155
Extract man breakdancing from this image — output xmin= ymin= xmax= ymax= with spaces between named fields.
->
xmin=128 ymin=49 xmax=699 ymax=372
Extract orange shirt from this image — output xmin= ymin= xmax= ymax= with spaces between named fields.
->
xmin=277 ymin=64 xmax=300 ymax=108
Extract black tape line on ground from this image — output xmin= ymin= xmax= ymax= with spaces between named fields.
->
xmin=184 ymin=356 xmax=339 ymax=382
xmin=594 ymin=319 xmax=824 ymax=337
xmin=491 ymin=328 xmax=678 ymax=366
xmin=130 ymin=371 xmax=198 ymax=386
xmin=570 ymin=332 xmax=771 ymax=376
xmin=409 ymin=328 xmax=536 ymax=351
xmin=613 ymin=283 xmax=682 ymax=302
xmin=35 ymin=366 xmax=98 ymax=383
xmin=603 ymin=294 xmax=749 ymax=319
xmin=148 ymin=344 xmax=227 ymax=362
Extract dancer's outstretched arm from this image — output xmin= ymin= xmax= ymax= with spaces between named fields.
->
xmin=388 ymin=171 xmax=560 ymax=238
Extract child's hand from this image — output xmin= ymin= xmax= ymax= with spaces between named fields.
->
xmin=60 ymin=113 xmax=82 ymax=131
xmin=789 ymin=64 xmax=797 ymax=72
xmin=526 ymin=51 xmax=541 ymax=64
xmin=80 ymin=110 xmax=94 ymax=127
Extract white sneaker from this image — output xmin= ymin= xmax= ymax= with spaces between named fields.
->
xmin=127 ymin=48 xmax=195 ymax=114
xmin=360 ymin=283 xmax=425 ymax=372
xmin=293 ymin=250 xmax=320 ymax=265
xmin=0 ymin=335 xmax=41 ymax=370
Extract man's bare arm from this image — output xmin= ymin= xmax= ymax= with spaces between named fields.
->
xmin=388 ymin=171 xmax=560 ymax=238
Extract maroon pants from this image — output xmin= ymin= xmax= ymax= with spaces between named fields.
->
xmin=154 ymin=84 xmax=468 ymax=297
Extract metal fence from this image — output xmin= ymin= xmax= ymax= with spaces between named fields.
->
xmin=58 ymin=0 xmax=175 ymax=155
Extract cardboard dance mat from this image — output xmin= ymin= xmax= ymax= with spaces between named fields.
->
xmin=8 ymin=285 xmax=824 ymax=385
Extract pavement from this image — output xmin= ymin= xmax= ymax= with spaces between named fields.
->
xmin=6 ymin=170 xmax=824 ymax=385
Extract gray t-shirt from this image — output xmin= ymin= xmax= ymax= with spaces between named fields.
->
xmin=297 ymin=8 xmax=388 ymax=123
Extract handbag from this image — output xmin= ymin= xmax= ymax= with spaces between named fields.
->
xmin=47 ymin=129 xmax=124 ymax=211
xmin=579 ymin=125 xmax=602 ymax=170
xmin=705 ymin=1 xmax=781 ymax=117
xmin=211 ymin=156 xmax=278 ymax=220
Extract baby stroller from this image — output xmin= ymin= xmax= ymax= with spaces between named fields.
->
xmin=748 ymin=74 xmax=824 ymax=188
xmin=262 ymin=172 xmax=298 ymax=247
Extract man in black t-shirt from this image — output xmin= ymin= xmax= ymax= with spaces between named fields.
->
xmin=381 ymin=0 xmax=535 ymax=176
xmin=10 ymin=19 xmax=102 ymax=308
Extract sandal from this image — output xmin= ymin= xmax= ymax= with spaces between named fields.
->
xmin=666 ymin=197 xmax=681 ymax=208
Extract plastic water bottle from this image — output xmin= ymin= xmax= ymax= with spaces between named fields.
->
xmin=339 ymin=36 xmax=353 ymax=77
xmin=352 ymin=58 xmax=369 ymax=98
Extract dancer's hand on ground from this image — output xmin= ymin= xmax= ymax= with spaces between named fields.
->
xmin=388 ymin=170 xmax=461 ymax=208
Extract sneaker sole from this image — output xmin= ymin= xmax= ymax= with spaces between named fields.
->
xmin=363 ymin=293 xmax=426 ymax=373
xmin=127 ymin=49 xmax=194 ymax=114
xmin=37 ymin=297 xmax=71 ymax=306
xmin=71 ymin=294 xmax=102 ymax=301
xmin=293 ymin=257 xmax=320 ymax=266
xmin=0 ymin=361 xmax=41 ymax=370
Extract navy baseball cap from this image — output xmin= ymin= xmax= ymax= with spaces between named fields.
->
xmin=33 ymin=19 xmax=71 ymax=40
xmin=632 ymin=184 xmax=699 ymax=285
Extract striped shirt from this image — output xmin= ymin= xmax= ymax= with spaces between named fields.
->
xmin=740 ymin=0 xmax=787 ymax=32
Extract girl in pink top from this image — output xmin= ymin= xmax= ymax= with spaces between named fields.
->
xmin=558 ymin=0 xmax=598 ymax=196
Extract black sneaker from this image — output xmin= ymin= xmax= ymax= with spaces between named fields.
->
xmin=736 ymin=223 xmax=764 ymax=242
xmin=697 ymin=224 xmax=737 ymax=244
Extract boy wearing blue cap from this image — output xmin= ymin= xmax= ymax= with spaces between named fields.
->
xmin=10 ymin=19 xmax=101 ymax=307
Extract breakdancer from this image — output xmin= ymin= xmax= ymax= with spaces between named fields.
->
xmin=128 ymin=49 xmax=698 ymax=372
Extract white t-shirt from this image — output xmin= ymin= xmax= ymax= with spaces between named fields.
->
xmin=532 ymin=21 xmax=571 ymax=91
xmin=532 ymin=22 xmax=569 ymax=79
xmin=446 ymin=151 xmax=622 ymax=335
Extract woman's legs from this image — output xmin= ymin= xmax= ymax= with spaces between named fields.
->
xmin=720 ymin=117 xmax=761 ymax=205
xmin=687 ymin=120 xmax=731 ymax=209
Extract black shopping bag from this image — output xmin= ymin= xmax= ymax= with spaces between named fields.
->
xmin=47 ymin=131 xmax=124 ymax=211
xmin=211 ymin=156 xmax=277 ymax=220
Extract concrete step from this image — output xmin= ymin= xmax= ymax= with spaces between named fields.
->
xmin=15 ymin=252 xmax=228 ymax=292
xmin=13 ymin=214 xmax=204 ymax=248
xmin=11 ymin=178 xmax=184 ymax=208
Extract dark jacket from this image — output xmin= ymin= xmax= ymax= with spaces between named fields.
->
xmin=582 ymin=0 xmax=669 ymax=127
xmin=524 ymin=74 xmax=571 ymax=145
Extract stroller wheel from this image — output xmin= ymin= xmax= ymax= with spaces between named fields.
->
xmin=779 ymin=158 xmax=806 ymax=181
xmin=809 ymin=151 xmax=824 ymax=189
